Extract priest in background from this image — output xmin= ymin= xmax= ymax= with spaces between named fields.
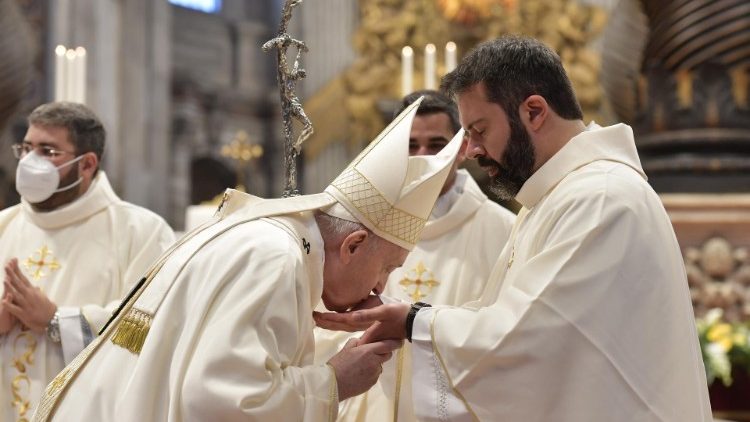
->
xmin=32 ymin=97 xmax=464 ymax=421
xmin=316 ymin=36 xmax=713 ymax=421
xmin=0 ymin=102 xmax=175 ymax=421
xmin=316 ymin=90 xmax=515 ymax=421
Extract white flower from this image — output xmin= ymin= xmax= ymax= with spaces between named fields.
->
xmin=706 ymin=341 xmax=732 ymax=386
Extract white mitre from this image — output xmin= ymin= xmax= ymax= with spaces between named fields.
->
xmin=323 ymin=97 xmax=463 ymax=250
xmin=216 ymin=97 xmax=462 ymax=252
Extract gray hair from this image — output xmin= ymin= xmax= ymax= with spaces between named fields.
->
xmin=28 ymin=102 xmax=106 ymax=163
xmin=314 ymin=212 xmax=381 ymax=251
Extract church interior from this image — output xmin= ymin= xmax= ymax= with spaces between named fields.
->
xmin=1 ymin=0 xmax=749 ymax=419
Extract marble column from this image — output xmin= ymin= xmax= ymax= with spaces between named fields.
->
xmin=117 ymin=0 xmax=172 ymax=216
xmin=297 ymin=0 xmax=359 ymax=193
xmin=49 ymin=0 xmax=172 ymax=219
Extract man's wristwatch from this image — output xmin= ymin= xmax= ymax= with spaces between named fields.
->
xmin=405 ymin=302 xmax=432 ymax=343
xmin=46 ymin=311 xmax=61 ymax=343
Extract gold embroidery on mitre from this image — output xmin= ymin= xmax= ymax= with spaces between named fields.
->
xmin=110 ymin=308 xmax=152 ymax=354
xmin=22 ymin=245 xmax=61 ymax=281
xmin=399 ymin=261 xmax=440 ymax=301
xmin=330 ymin=168 xmax=426 ymax=245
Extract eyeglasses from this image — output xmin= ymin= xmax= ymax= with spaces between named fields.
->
xmin=11 ymin=143 xmax=76 ymax=159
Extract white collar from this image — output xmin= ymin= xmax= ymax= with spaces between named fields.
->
xmin=515 ymin=123 xmax=645 ymax=209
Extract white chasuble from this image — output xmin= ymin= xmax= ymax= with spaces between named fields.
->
xmin=410 ymin=124 xmax=712 ymax=422
xmin=0 ymin=172 xmax=174 ymax=421
xmin=318 ymin=170 xmax=515 ymax=421
xmin=38 ymin=191 xmax=339 ymax=421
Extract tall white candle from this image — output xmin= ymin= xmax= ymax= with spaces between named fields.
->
xmin=75 ymin=47 xmax=87 ymax=104
xmin=54 ymin=45 xmax=67 ymax=102
xmin=445 ymin=42 xmax=457 ymax=73
xmin=65 ymin=49 xmax=77 ymax=103
xmin=401 ymin=46 xmax=414 ymax=97
xmin=424 ymin=43 xmax=436 ymax=90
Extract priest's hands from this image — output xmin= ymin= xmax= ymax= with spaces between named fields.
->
xmin=328 ymin=337 xmax=403 ymax=401
xmin=312 ymin=294 xmax=384 ymax=332
xmin=3 ymin=258 xmax=57 ymax=333
xmin=314 ymin=303 xmax=410 ymax=344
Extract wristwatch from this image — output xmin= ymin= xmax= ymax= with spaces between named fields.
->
xmin=405 ymin=302 xmax=432 ymax=343
xmin=46 ymin=311 xmax=61 ymax=343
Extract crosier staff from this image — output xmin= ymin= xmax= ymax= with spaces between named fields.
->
xmin=262 ymin=0 xmax=313 ymax=197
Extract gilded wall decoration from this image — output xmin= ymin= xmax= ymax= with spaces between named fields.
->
xmin=304 ymin=0 xmax=607 ymax=159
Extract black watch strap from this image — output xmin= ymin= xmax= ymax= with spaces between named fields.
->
xmin=405 ymin=301 xmax=432 ymax=343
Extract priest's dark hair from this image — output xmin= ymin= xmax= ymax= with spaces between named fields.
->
xmin=440 ymin=36 xmax=583 ymax=121
xmin=396 ymin=90 xmax=461 ymax=133
xmin=28 ymin=102 xmax=106 ymax=165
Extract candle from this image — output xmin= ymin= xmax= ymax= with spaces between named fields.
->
xmin=424 ymin=43 xmax=436 ymax=90
xmin=401 ymin=46 xmax=413 ymax=97
xmin=54 ymin=45 xmax=67 ymax=102
xmin=75 ymin=47 xmax=87 ymax=104
xmin=65 ymin=49 xmax=77 ymax=102
xmin=445 ymin=42 xmax=457 ymax=73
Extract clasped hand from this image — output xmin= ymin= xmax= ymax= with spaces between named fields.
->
xmin=315 ymin=295 xmax=412 ymax=401
xmin=2 ymin=258 xmax=57 ymax=334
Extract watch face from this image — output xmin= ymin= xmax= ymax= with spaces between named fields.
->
xmin=47 ymin=315 xmax=61 ymax=343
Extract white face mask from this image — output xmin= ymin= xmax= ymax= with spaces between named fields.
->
xmin=15 ymin=152 xmax=84 ymax=203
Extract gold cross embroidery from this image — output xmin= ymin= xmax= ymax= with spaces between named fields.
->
xmin=23 ymin=245 xmax=61 ymax=281
xmin=399 ymin=261 xmax=440 ymax=302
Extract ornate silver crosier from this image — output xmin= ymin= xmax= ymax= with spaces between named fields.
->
xmin=262 ymin=0 xmax=314 ymax=197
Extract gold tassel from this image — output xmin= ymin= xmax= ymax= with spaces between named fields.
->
xmin=110 ymin=308 xmax=152 ymax=354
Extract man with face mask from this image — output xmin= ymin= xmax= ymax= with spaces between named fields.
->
xmin=0 ymin=102 xmax=175 ymax=421
xmin=316 ymin=36 xmax=712 ymax=421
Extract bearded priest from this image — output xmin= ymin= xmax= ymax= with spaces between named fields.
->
xmin=315 ymin=36 xmax=712 ymax=422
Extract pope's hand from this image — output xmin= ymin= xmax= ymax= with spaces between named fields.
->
xmin=328 ymin=337 xmax=403 ymax=401
xmin=3 ymin=258 xmax=57 ymax=333
xmin=314 ymin=303 xmax=410 ymax=344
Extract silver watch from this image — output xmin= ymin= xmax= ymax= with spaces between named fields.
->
xmin=46 ymin=311 xmax=61 ymax=343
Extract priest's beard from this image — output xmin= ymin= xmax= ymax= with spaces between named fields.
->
xmin=477 ymin=116 xmax=536 ymax=201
